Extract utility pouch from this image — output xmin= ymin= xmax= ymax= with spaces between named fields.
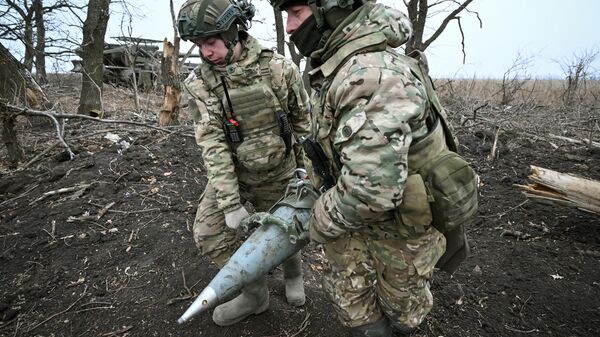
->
xmin=301 ymin=138 xmax=335 ymax=190
xmin=276 ymin=110 xmax=292 ymax=156
xmin=419 ymin=148 xmax=478 ymax=234
xmin=223 ymin=118 xmax=243 ymax=143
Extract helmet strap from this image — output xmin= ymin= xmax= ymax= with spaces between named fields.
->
xmin=220 ymin=25 xmax=240 ymax=64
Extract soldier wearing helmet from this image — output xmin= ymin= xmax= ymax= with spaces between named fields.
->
xmin=178 ymin=0 xmax=311 ymax=327
xmin=268 ymin=1 xmax=452 ymax=336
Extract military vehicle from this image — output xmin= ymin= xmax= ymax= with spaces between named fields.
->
xmin=72 ymin=37 xmax=199 ymax=90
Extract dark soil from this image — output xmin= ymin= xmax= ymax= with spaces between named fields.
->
xmin=1 ymin=81 xmax=599 ymax=337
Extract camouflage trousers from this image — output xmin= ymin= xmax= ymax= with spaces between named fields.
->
xmin=193 ymin=178 xmax=291 ymax=268
xmin=322 ymin=227 xmax=446 ymax=328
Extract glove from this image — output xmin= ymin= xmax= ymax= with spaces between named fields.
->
xmin=224 ymin=206 xmax=250 ymax=230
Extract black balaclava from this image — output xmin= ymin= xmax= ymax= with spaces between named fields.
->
xmin=290 ymin=15 xmax=323 ymax=57
xmin=289 ymin=3 xmax=358 ymax=58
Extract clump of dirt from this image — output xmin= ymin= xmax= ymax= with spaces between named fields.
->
xmin=1 ymin=79 xmax=599 ymax=337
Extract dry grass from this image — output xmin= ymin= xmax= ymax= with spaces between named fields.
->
xmin=435 ymin=77 xmax=600 ymax=141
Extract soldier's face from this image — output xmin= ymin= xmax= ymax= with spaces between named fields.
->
xmin=192 ymin=36 xmax=229 ymax=65
xmin=285 ymin=5 xmax=313 ymax=35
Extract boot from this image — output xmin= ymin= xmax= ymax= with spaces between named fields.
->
xmin=350 ymin=318 xmax=392 ymax=337
xmin=212 ymin=276 xmax=269 ymax=326
xmin=391 ymin=323 xmax=416 ymax=335
xmin=283 ymin=251 xmax=305 ymax=306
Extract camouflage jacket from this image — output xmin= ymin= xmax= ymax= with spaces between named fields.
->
xmin=305 ymin=3 xmax=433 ymax=242
xmin=183 ymin=35 xmax=310 ymax=212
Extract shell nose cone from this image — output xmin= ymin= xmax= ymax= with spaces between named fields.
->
xmin=177 ymin=286 xmax=218 ymax=324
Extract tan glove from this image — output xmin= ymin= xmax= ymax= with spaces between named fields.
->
xmin=224 ymin=206 xmax=250 ymax=230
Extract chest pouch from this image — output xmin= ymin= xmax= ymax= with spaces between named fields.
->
xmin=225 ymin=81 xmax=288 ymax=172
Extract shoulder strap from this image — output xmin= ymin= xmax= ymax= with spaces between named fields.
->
xmin=402 ymin=50 xmax=459 ymax=152
xmin=258 ymin=49 xmax=274 ymax=88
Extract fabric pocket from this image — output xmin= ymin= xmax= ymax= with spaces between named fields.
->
xmin=235 ymin=134 xmax=286 ymax=172
xmin=395 ymin=174 xmax=433 ymax=237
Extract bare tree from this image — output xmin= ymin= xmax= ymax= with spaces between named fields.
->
xmin=559 ymin=49 xmax=599 ymax=107
xmin=2 ymin=0 xmax=35 ymax=71
xmin=498 ymin=52 xmax=533 ymax=106
xmin=77 ymin=0 xmax=110 ymax=115
xmin=404 ymin=0 xmax=481 ymax=61
xmin=1 ymin=1 xmax=87 ymax=80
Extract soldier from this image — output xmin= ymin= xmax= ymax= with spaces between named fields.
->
xmin=177 ymin=0 xmax=311 ymax=327
xmin=267 ymin=1 xmax=462 ymax=336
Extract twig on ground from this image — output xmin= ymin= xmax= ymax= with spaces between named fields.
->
xmin=181 ymin=269 xmax=193 ymax=296
xmin=0 ymin=233 xmax=20 ymax=239
xmin=109 ymin=208 xmax=161 ymax=215
xmin=462 ymin=102 xmax=489 ymax=126
xmin=0 ymin=243 xmax=17 ymax=259
xmin=27 ymin=286 xmax=87 ymax=332
xmin=504 ymin=325 xmax=539 ymax=334
xmin=29 ymin=183 xmax=92 ymax=205
xmin=42 ymin=220 xmax=57 ymax=242
xmin=30 ymin=109 xmax=75 ymax=159
xmin=487 ymin=126 xmax=501 ymax=161
xmin=576 ymin=249 xmax=600 ymax=258
xmin=6 ymin=103 xmax=194 ymax=138
xmin=100 ymin=325 xmax=133 ymax=337
xmin=548 ymin=133 xmax=600 ymax=148
xmin=22 ymin=141 xmax=59 ymax=168
xmin=73 ymin=301 xmax=115 ymax=314
xmin=167 ymin=269 xmax=201 ymax=305
xmin=500 ymin=229 xmax=531 ymax=240
xmin=0 ymin=184 xmax=40 ymax=209
xmin=480 ymin=200 xmax=529 ymax=219
xmin=519 ymin=295 xmax=532 ymax=324
xmin=526 ymin=222 xmax=549 ymax=233
xmin=290 ymin=311 xmax=311 ymax=337
xmin=97 ymin=201 xmax=116 ymax=220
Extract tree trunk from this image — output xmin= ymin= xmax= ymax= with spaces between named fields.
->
xmin=1 ymin=42 xmax=49 ymax=166
xmin=33 ymin=0 xmax=47 ymax=85
xmin=0 ymin=42 xmax=48 ymax=108
xmin=23 ymin=19 xmax=35 ymax=72
xmin=516 ymin=165 xmax=600 ymax=215
xmin=1 ymin=110 xmax=24 ymax=167
xmin=77 ymin=0 xmax=110 ymax=115
xmin=159 ymin=39 xmax=180 ymax=126
xmin=405 ymin=0 xmax=423 ymax=54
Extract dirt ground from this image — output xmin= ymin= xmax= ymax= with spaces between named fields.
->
xmin=1 ymin=78 xmax=599 ymax=337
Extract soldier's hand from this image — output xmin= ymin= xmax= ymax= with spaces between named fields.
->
xmin=239 ymin=212 xmax=287 ymax=231
xmin=224 ymin=206 xmax=250 ymax=230
xmin=296 ymin=167 xmax=308 ymax=180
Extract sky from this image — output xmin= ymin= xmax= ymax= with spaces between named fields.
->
xmin=4 ymin=0 xmax=600 ymax=79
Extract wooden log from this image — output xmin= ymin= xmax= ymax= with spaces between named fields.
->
xmin=516 ymin=165 xmax=600 ymax=215
xmin=548 ymin=134 xmax=600 ymax=149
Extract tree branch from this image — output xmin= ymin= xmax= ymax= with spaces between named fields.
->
xmin=422 ymin=0 xmax=474 ymax=50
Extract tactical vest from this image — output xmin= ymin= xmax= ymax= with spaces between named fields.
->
xmin=196 ymin=49 xmax=293 ymax=173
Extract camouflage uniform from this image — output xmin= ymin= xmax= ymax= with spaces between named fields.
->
xmin=183 ymin=34 xmax=310 ymax=267
xmin=303 ymin=3 xmax=446 ymax=328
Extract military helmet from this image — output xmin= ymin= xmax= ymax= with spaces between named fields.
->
xmin=269 ymin=0 xmax=363 ymax=11
xmin=177 ymin=0 xmax=255 ymax=41
xmin=269 ymin=0 xmax=306 ymax=11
